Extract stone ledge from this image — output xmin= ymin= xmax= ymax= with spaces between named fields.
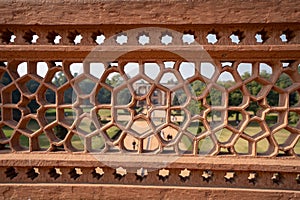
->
xmin=0 ymin=183 xmax=300 ymax=199
xmin=0 ymin=153 xmax=299 ymax=172
xmin=0 ymin=45 xmax=299 ymax=60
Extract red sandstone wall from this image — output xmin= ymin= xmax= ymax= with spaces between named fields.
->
xmin=0 ymin=0 xmax=299 ymax=25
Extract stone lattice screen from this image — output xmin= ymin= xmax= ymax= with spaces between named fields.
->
xmin=1 ymin=1 xmax=300 ymax=198
xmin=0 ymin=24 xmax=299 ymax=157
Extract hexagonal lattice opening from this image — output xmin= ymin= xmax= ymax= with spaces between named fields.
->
xmin=0 ymin=125 xmax=14 ymax=149
xmin=96 ymin=87 xmax=111 ymax=104
xmin=19 ymin=134 xmax=29 ymax=149
xmin=179 ymin=62 xmax=195 ymax=79
xmin=256 ymin=137 xmax=273 ymax=155
xmin=289 ymin=91 xmax=300 ymax=107
xmin=0 ymin=71 xmax=12 ymax=86
xmin=89 ymin=63 xmax=105 ymax=79
xmin=186 ymin=120 xmax=206 ymax=137
xmin=244 ymin=121 xmax=264 ymax=138
xmin=130 ymin=118 xmax=151 ymax=137
xmin=12 ymin=109 xmax=21 ymax=122
xmin=124 ymin=62 xmax=139 ymax=78
xmin=215 ymin=128 xmax=235 ymax=144
xmin=246 ymin=80 xmax=263 ymax=96
xmin=8 ymin=88 xmax=21 ymax=104
xmin=234 ymin=137 xmax=249 ymax=154
xmin=76 ymin=99 xmax=93 ymax=114
xmin=207 ymin=110 xmax=224 ymax=129
xmin=229 ymin=89 xmax=243 ymax=106
xmin=134 ymin=100 xmax=148 ymax=115
xmin=294 ymin=138 xmax=300 ymax=155
xmin=36 ymin=62 xmax=48 ymax=78
xmin=144 ymin=63 xmax=160 ymax=80
xmin=288 ymin=112 xmax=300 ymax=128
xmin=170 ymin=109 xmax=187 ymax=126
xmin=150 ymin=88 xmax=166 ymax=106
xmin=104 ymin=125 xmax=122 ymax=142
xmin=52 ymin=125 xmax=68 ymax=140
xmin=37 ymin=132 xmax=50 ymax=150
xmin=266 ymin=89 xmax=280 ymax=107
xmin=28 ymin=99 xmax=40 ymax=113
xmin=246 ymin=101 xmax=263 ymax=117
xmin=160 ymin=72 xmax=178 ymax=89
xmin=179 ymin=135 xmax=193 ymax=153
xmin=259 ymin=63 xmax=272 ymax=80
xmin=275 ymin=73 xmax=293 ymax=89
xmin=186 ymin=99 xmax=206 ymax=116
xmin=217 ymin=72 xmax=235 ymax=89
xmin=123 ymin=134 xmax=139 ymax=151
xmin=171 ymin=88 xmax=187 ymax=106
xmin=228 ymin=110 xmax=244 ymax=129
xmin=70 ymin=133 xmax=84 ymax=151
xmin=89 ymin=133 xmax=105 ymax=152
xmin=150 ymin=109 xmax=166 ymax=127
xmin=265 ymin=112 xmax=279 ymax=127
xmin=133 ymin=79 xmax=150 ymax=96
xmin=60 ymin=86 xmax=76 ymax=104
xmin=207 ymin=87 xmax=223 ymax=106
xmin=164 ymin=61 xmax=175 ymax=69
xmin=75 ymin=77 xmax=96 ymax=95
xmin=200 ymin=62 xmax=215 ymax=79
xmin=160 ymin=126 xmax=179 ymax=143
xmin=52 ymin=71 xmax=67 ymax=87
xmin=58 ymin=108 xmax=76 ymax=126
xmin=45 ymin=88 xmax=56 ymax=104
xmin=105 ymin=72 xmax=124 ymax=88
xmin=188 ymin=79 xmax=206 ymax=98
xmin=77 ymin=117 xmax=96 ymax=134
xmin=20 ymin=118 xmax=40 ymax=134
xmin=237 ymin=63 xmax=252 ymax=80
xmin=143 ymin=135 xmax=159 ymax=152
xmin=45 ymin=108 xmax=56 ymax=124
xmin=116 ymin=87 xmax=132 ymax=106
xmin=9 ymin=132 xmax=26 ymax=151
xmin=274 ymin=128 xmax=293 ymax=146
xmin=1 ymin=85 xmax=21 ymax=105
xmin=198 ymin=136 xmax=216 ymax=155
xmin=17 ymin=77 xmax=39 ymax=96
xmin=97 ymin=109 xmax=111 ymax=124
xmin=116 ymin=109 xmax=131 ymax=127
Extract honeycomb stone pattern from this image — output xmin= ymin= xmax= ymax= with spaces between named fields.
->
xmin=0 ymin=59 xmax=300 ymax=156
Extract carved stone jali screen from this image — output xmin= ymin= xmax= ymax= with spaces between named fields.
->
xmin=0 ymin=24 xmax=299 ymax=157
xmin=1 ymin=1 xmax=300 ymax=198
